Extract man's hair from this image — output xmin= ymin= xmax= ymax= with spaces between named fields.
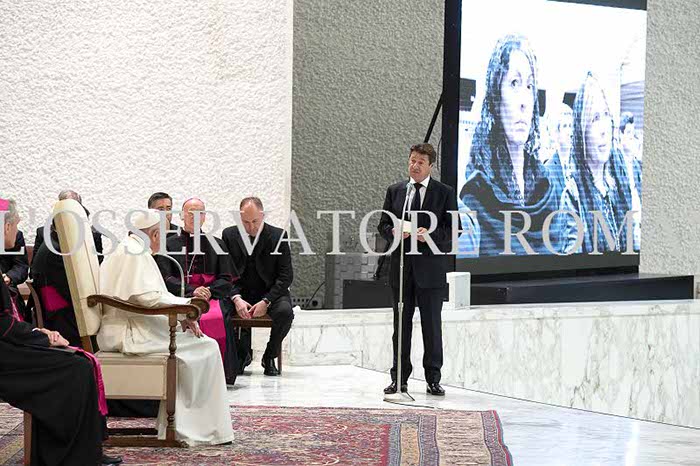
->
xmin=619 ymin=112 xmax=635 ymax=133
xmin=148 ymin=192 xmax=172 ymax=208
xmin=240 ymin=197 xmax=264 ymax=211
xmin=58 ymin=189 xmax=81 ymax=203
xmin=410 ymin=143 xmax=437 ymax=165
xmin=2 ymin=199 xmax=19 ymax=224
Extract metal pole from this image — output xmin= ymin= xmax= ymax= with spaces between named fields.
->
xmin=384 ymin=183 xmax=415 ymax=403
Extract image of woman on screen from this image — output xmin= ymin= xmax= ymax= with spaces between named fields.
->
xmin=559 ymin=72 xmax=635 ymax=254
xmin=459 ymin=34 xmax=564 ymax=257
xmin=545 ymin=103 xmax=574 ymax=197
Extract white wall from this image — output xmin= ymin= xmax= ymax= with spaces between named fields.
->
xmin=0 ymin=0 xmax=293 ymax=243
xmin=291 ymin=0 xmax=445 ymax=297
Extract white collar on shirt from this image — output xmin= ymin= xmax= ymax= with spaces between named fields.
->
xmin=409 ymin=176 xmax=430 ymax=190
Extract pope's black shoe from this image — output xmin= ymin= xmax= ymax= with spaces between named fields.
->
xmin=426 ymin=382 xmax=445 ymax=396
xmin=261 ymin=356 xmax=280 ymax=376
xmin=383 ymin=382 xmax=408 ymax=394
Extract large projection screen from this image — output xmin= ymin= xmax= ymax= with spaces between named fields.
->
xmin=442 ymin=0 xmax=647 ymax=276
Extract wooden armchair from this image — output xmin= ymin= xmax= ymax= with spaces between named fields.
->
xmin=22 ymin=199 xmax=209 ymax=464
xmin=84 ymin=295 xmax=207 ymax=447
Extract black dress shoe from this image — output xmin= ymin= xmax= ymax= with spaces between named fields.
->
xmin=237 ymin=353 xmax=252 ymax=375
xmin=426 ymin=383 xmax=445 ymax=396
xmin=383 ymin=382 xmax=408 ymax=394
xmin=261 ymin=357 xmax=280 ymax=376
xmin=101 ymin=454 xmax=123 ymax=465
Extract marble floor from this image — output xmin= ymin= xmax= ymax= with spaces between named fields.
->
xmin=228 ymin=364 xmax=700 ymax=466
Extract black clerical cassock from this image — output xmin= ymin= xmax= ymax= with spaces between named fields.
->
xmin=0 ymin=230 xmax=29 ymax=321
xmin=30 ymin=231 xmax=82 ymax=347
xmin=154 ymin=230 xmax=239 ymax=384
xmin=0 ymin=279 xmax=103 ymax=465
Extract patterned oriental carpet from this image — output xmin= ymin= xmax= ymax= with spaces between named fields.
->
xmin=0 ymin=404 xmax=512 ymax=465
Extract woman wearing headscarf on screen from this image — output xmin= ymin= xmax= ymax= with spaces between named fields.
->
xmin=559 ymin=72 xmax=635 ymax=254
xmin=459 ymin=34 xmax=564 ymax=257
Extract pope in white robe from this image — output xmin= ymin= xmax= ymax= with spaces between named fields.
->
xmin=96 ymin=210 xmax=234 ymax=446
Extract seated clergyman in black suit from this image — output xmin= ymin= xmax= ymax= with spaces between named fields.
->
xmin=0 ymin=227 xmax=29 ymax=321
xmin=33 ymin=189 xmax=104 ymax=265
xmin=222 ymin=197 xmax=294 ymax=376
xmin=378 ymin=143 xmax=458 ymax=397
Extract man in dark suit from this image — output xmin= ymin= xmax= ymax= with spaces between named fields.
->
xmin=1 ymin=228 xmax=29 ymax=321
xmin=378 ymin=143 xmax=458 ymax=396
xmin=33 ymin=189 xmax=104 ymax=265
xmin=147 ymin=191 xmax=182 ymax=239
xmin=222 ymin=197 xmax=294 ymax=376
xmin=1 ymin=230 xmax=28 ymax=289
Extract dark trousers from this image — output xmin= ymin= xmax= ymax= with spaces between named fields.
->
xmin=236 ymin=295 xmax=294 ymax=363
xmin=390 ymin=268 xmax=444 ymax=385
xmin=220 ymin=299 xmax=241 ymax=385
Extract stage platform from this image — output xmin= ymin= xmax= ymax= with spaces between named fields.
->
xmin=342 ymin=273 xmax=695 ymax=307
xmin=255 ymin=298 xmax=700 ymax=429
xmin=471 ymin=273 xmax=694 ymax=305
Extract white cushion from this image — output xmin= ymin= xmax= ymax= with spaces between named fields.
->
xmin=97 ymin=351 xmax=169 ymax=400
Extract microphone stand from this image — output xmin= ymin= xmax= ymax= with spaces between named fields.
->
xmin=157 ymin=253 xmax=186 ymax=298
xmin=384 ymin=182 xmax=415 ymax=403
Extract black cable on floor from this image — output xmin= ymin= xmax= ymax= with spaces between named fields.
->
xmin=384 ymin=399 xmax=440 ymax=410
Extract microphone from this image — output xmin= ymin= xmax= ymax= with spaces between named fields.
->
xmin=402 ymin=181 xmax=415 ymax=220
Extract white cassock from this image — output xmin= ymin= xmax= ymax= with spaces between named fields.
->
xmin=96 ymin=234 xmax=234 ymax=446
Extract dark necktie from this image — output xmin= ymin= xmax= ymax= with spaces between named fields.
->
xmin=249 ymin=235 xmax=259 ymax=253
xmin=410 ymin=183 xmax=422 ymax=213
